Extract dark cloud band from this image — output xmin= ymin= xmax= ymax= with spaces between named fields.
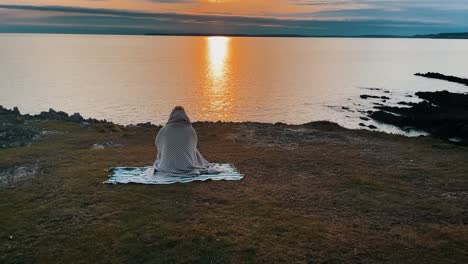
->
xmin=0 ymin=4 xmax=465 ymax=36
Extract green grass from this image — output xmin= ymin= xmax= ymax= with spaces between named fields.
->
xmin=1 ymin=120 xmax=468 ymax=263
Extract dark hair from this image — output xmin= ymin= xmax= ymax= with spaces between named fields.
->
xmin=172 ymin=106 xmax=185 ymax=111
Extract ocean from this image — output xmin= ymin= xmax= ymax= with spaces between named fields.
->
xmin=1 ymin=34 xmax=467 ymax=134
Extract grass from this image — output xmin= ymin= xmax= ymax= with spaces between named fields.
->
xmin=1 ymin=120 xmax=468 ymax=263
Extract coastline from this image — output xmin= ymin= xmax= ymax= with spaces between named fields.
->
xmin=1 ymin=104 xmax=468 ymax=263
xmin=360 ymin=72 xmax=468 ymax=144
xmin=0 ymin=104 xmax=437 ymax=149
xmin=2 ymin=31 xmax=468 ymax=40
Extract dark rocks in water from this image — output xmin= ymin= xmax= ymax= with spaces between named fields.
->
xmin=397 ymin=101 xmax=417 ymax=106
xmin=368 ymin=90 xmax=468 ymax=143
xmin=358 ymin=122 xmax=377 ymax=130
xmin=415 ymin=72 xmax=468 ymax=86
xmin=360 ymin=117 xmax=370 ymax=121
xmin=361 ymin=94 xmax=391 ymax=100
xmin=370 ymin=111 xmax=406 ymax=127
xmin=360 ymin=87 xmax=382 ymax=91
xmin=360 ymin=94 xmax=380 ymax=99
xmin=405 ymin=94 xmax=413 ymax=98
xmin=341 ymin=106 xmax=351 ymax=111
xmin=416 ymin=90 xmax=468 ymax=108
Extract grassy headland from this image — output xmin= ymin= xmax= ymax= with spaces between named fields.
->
xmin=1 ymin=106 xmax=468 ymax=263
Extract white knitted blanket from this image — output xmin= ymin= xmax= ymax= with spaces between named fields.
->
xmin=104 ymin=163 xmax=243 ymax=185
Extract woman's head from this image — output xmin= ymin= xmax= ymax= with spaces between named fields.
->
xmin=167 ymin=106 xmax=191 ymax=125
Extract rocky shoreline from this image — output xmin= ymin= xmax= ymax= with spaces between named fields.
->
xmin=415 ymin=72 xmax=468 ymax=86
xmin=368 ymin=91 xmax=468 ymax=143
xmin=0 ymin=106 xmax=160 ymax=149
xmin=363 ymin=73 xmax=468 ymax=144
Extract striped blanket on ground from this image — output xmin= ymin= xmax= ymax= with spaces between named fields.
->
xmin=104 ymin=163 xmax=243 ymax=185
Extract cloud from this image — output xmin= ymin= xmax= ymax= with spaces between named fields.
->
xmin=0 ymin=2 xmax=467 ymax=35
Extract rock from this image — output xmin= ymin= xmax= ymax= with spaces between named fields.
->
xmin=416 ymin=90 xmax=468 ymax=108
xmin=415 ymin=72 xmax=468 ymax=86
xmin=360 ymin=117 xmax=370 ymax=121
xmin=368 ymin=125 xmax=377 ymax=129
xmin=397 ymin=101 xmax=416 ymax=106
xmin=92 ymin=141 xmax=123 ymax=149
xmin=369 ymin=111 xmax=406 ymax=127
xmin=37 ymin=108 xmax=69 ymax=121
xmin=274 ymin=122 xmax=286 ymax=126
xmin=367 ymin=89 xmax=468 ymax=143
xmin=0 ymin=105 xmax=22 ymax=119
xmin=69 ymin=113 xmax=84 ymax=122
xmin=359 ymin=123 xmax=366 ymax=127
xmin=360 ymin=94 xmax=380 ymax=99
xmin=0 ymin=123 xmax=41 ymax=149
xmin=92 ymin=144 xmax=106 ymax=149
xmin=0 ymin=162 xmax=41 ymax=187
xmin=136 ymin=122 xmax=157 ymax=128
xmin=360 ymin=95 xmax=390 ymax=100
xmin=360 ymin=87 xmax=382 ymax=91
xmin=0 ymin=105 xmax=119 ymax=149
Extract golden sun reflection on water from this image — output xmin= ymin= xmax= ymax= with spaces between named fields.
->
xmin=201 ymin=36 xmax=235 ymax=121
xmin=207 ymin=36 xmax=230 ymax=87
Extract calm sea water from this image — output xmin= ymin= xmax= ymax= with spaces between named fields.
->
xmin=1 ymin=34 xmax=467 ymax=134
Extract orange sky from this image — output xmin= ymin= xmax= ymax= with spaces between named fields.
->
xmin=1 ymin=0 xmax=369 ymax=18
xmin=1 ymin=0 xmax=467 ymax=35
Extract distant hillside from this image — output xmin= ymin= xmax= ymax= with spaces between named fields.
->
xmin=143 ymin=32 xmax=468 ymax=39
xmin=413 ymin=32 xmax=468 ymax=39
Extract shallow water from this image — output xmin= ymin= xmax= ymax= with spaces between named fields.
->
xmin=0 ymin=34 xmax=467 ymax=134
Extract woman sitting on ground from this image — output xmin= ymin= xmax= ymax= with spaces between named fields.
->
xmin=154 ymin=106 xmax=210 ymax=175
